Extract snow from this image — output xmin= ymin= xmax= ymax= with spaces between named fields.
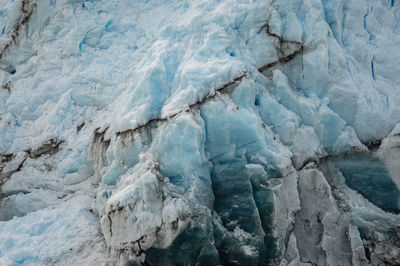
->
xmin=0 ymin=0 xmax=399 ymax=264
xmin=0 ymin=195 xmax=107 ymax=265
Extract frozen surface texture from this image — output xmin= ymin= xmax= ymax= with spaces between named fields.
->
xmin=0 ymin=0 xmax=399 ymax=265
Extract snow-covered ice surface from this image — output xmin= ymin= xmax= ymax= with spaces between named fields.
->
xmin=0 ymin=0 xmax=399 ymax=265
xmin=0 ymin=195 xmax=107 ymax=265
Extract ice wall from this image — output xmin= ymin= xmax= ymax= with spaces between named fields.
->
xmin=0 ymin=0 xmax=399 ymax=265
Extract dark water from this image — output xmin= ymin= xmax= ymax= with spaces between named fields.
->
xmin=333 ymin=153 xmax=400 ymax=214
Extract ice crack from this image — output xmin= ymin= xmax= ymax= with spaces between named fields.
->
xmin=0 ymin=0 xmax=37 ymax=63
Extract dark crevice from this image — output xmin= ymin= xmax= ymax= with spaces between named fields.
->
xmin=262 ymin=22 xmax=303 ymax=48
xmin=371 ymin=56 xmax=376 ymax=81
xmin=258 ymin=47 xmax=304 ymax=73
xmin=15 ymin=155 xmax=27 ymax=172
xmin=93 ymin=127 xmax=109 ymax=143
xmin=0 ymin=137 xmax=62 ymax=199
xmin=258 ymin=22 xmax=305 ymax=73
xmin=89 ymin=127 xmax=111 ymax=184
xmin=0 ymin=0 xmax=37 ymax=62
xmin=364 ymin=245 xmax=371 ymax=261
xmin=0 ymin=153 xmax=27 ymax=199
xmin=303 ymin=260 xmax=319 ymax=266
xmin=0 ymin=153 xmax=27 ymax=177
xmin=77 ymin=121 xmax=85 ymax=132
xmin=136 ymin=236 xmax=146 ymax=257
xmin=4 ymin=67 xmax=16 ymax=75
xmin=115 ymin=73 xmax=247 ymax=138
xmin=0 ymin=154 xmax=15 ymax=188
xmin=108 ymin=214 xmax=113 ymax=238
xmin=1 ymin=81 xmax=11 ymax=92
xmin=366 ymin=139 xmax=381 ymax=152
xmin=0 ymin=154 xmax=14 ymax=169
xmin=26 ymin=137 xmax=63 ymax=159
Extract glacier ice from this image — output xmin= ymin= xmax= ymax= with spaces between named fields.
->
xmin=0 ymin=0 xmax=400 ymax=265
xmin=0 ymin=195 xmax=107 ymax=264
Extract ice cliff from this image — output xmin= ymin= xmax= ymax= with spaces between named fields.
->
xmin=0 ymin=0 xmax=400 ymax=265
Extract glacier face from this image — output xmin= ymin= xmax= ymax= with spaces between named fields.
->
xmin=0 ymin=0 xmax=400 ymax=265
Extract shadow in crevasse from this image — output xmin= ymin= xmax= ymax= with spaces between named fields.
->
xmin=333 ymin=153 xmax=400 ymax=214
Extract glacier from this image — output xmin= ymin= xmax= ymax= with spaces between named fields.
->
xmin=0 ymin=0 xmax=399 ymax=265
